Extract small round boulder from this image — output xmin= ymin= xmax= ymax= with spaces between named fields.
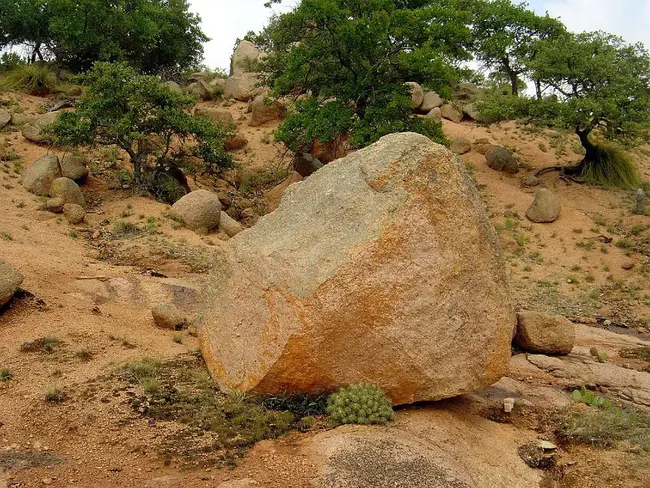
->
xmin=50 ymin=177 xmax=85 ymax=207
xmin=405 ymin=82 xmax=424 ymax=110
xmin=0 ymin=259 xmax=23 ymax=307
xmin=486 ymin=147 xmax=519 ymax=174
xmin=152 ymin=303 xmax=188 ymax=330
xmin=170 ymin=189 xmax=222 ymax=234
xmin=63 ymin=204 xmax=86 ymax=224
xmin=514 ymin=311 xmax=575 ymax=355
xmin=60 ymin=155 xmax=89 ymax=182
xmin=526 ymin=188 xmax=561 ymax=223
xmin=450 ymin=136 xmax=472 ymax=155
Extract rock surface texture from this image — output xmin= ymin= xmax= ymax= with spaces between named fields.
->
xmin=199 ymin=132 xmax=513 ymax=405
xmin=0 ymin=259 xmax=23 ymax=307
xmin=514 ymin=312 xmax=575 ymax=355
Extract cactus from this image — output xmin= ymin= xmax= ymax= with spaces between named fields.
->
xmin=326 ymin=383 xmax=395 ymax=426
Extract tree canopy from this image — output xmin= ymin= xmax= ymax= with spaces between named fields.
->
xmin=0 ymin=0 xmax=207 ymax=76
xmin=259 ymin=0 xmax=472 ymax=150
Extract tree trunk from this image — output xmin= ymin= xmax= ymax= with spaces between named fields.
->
xmin=572 ymin=128 xmax=598 ymax=175
xmin=535 ymin=80 xmax=542 ymax=100
xmin=509 ymin=71 xmax=519 ymax=97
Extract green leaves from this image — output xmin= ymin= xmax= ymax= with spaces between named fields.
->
xmin=326 ymin=383 xmax=395 ymax=426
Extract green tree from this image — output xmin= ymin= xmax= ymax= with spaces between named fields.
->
xmin=0 ymin=0 xmax=207 ymax=76
xmin=464 ymin=0 xmax=565 ymax=97
xmin=259 ymin=0 xmax=471 ymax=151
xmin=482 ymin=31 xmax=650 ymax=188
xmin=49 ymin=62 xmax=231 ymax=198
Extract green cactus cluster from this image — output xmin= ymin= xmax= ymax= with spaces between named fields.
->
xmin=326 ymin=383 xmax=395 ymax=426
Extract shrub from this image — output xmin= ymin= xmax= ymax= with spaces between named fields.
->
xmin=44 ymin=387 xmax=67 ymax=403
xmin=326 ymin=383 xmax=394 ymax=426
xmin=0 ymin=52 xmax=25 ymax=73
xmin=570 ymin=386 xmax=613 ymax=409
xmin=579 ymin=141 xmax=641 ymax=189
xmin=20 ymin=337 xmax=61 ymax=353
xmin=0 ymin=368 xmax=13 ymax=381
xmin=0 ymin=63 xmax=58 ymax=95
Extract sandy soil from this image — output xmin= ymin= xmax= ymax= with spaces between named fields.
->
xmin=1 ymin=92 xmax=650 ymax=487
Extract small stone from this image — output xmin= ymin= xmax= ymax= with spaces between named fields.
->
xmin=424 ymin=107 xmax=442 ymax=123
xmin=0 ymin=110 xmax=10 ymax=129
xmin=450 ymin=136 xmax=472 ymax=155
xmin=50 ymin=177 xmax=85 ymax=207
xmin=60 ymin=155 xmax=89 ymax=182
xmin=486 ymin=147 xmax=519 ymax=174
xmin=440 ymin=103 xmax=463 ymax=123
xmin=522 ymin=175 xmax=540 ymax=188
xmin=152 ymin=304 xmax=188 ymax=330
xmin=225 ymin=135 xmax=248 ymax=151
xmin=0 ymin=258 xmax=24 ymax=307
xmin=622 ymin=261 xmax=635 ymax=270
xmin=515 ymin=311 xmax=575 ymax=355
xmin=419 ymin=91 xmax=443 ymax=113
xmin=537 ymin=440 xmax=557 ymax=451
xmin=63 ymin=204 xmax=86 ymax=224
xmin=46 ymin=198 xmax=65 ymax=213
xmin=503 ymin=398 xmax=515 ymax=413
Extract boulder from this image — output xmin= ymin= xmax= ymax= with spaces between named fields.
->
xmin=0 ymin=259 xmax=23 ymax=308
xmin=230 ymin=40 xmax=262 ymax=76
xmin=424 ymin=107 xmax=442 ymax=123
xmin=194 ymin=107 xmax=235 ymax=128
xmin=450 ymin=136 xmax=472 ymax=155
xmin=265 ymin=172 xmax=304 ymax=212
xmin=164 ymin=81 xmax=183 ymax=94
xmin=46 ymin=198 xmax=65 ymax=213
xmin=10 ymin=113 xmax=32 ymax=126
xmin=522 ymin=175 xmax=540 ymax=188
xmin=50 ymin=177 xmax=85 ymax=207
xmin=474 ymin=143 xmax=497 ymax=155
xmin=22 ymin=154 xmax=62 ymax=195
xmin=250 ymin=95 xmax=286 ymax=127
xmin=405 ymin=82 xmax=424 ymax=110
xmin=22 ymin=112 xmax=58 ymax=144
xmin=0 ymin=110 xmax=10 ymax=129
xmin=63 ymin=203 xmax=86 ymax=224
xmin=199 ymin=132 xmax=513 ymax=405
xmin=67 ymin=85 xmax=82 ymax=97
xmin=218 ymin=211 xmax=245 ymax=238
xmin=224 ymin=73 xmax=262 ymax=101
xmin=187 ymin=80 xmax=212 ymax=100
xmin=419 ymin=92 xmax=443 ymax=113
xmin=486 ymin=147 xmax=519 ymax=174
xmin=514 ymin=312 xmax=575 ymax=355
xmin=225 ymin=135 xmax=248 ymax=151
xmin=463 ymin=103 xmax=480 ymax=121
xmin=454 ymin=82 xmax=479 ymax=103
xmin=170 ymin=189 xmax=222 ymax=234
xmin=440 ymin=103 xmax=462 ymax=123
xmin=311 ymin=134 xmax=349 ymax=164
xmin=60 ymin=155 xmax=88 ymax=182
xmin=293 ymin=153 xmax=324 ymax=178
xmin=526 ymin=188 xmax=561 ymax=223
xmin=152 ymin=303 xmax=188 ymax=330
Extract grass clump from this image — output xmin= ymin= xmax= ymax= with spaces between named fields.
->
xmin=560 ymin=406 xmax=650 ymax=452
xmin=0 ymin=63 xmax=58 ymax=95
xmin=44 ymin=387 xmax=67 ymax=403
xmin=579 ymin=141 xmax=641 ymax=189
xmin=0 ymin=368 xmax=13 ymax=381
xmin=620 ymin=347 xmax=650 ymax=362
xmin=326 ymin=383 xmax=394 ymax=426
xmin=20 ymin=337 xmax=61 ymax=354
xmin=73 ymin=348 xmax=93 ymax=362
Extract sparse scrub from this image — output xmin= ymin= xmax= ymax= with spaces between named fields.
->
xmin=0 ymin=63 xmax=58 ymax=95
xmin=0 ymin=368 xmax=13 ymax=381
xmin=326 ymin=383 xmax=394 ymax=426
xmin=578 ymin=141 xmax=641 ymax=189
xmin=74 ymin=348 xmax=93 ymax=362
xmin=44 ymin=387 xmax=67 ymax=403
xmin=570 ymin=386 xmax=612 ymax=409
xmin=20 ymin=337 xmax=61 ymax=354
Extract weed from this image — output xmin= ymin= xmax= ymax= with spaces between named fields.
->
xmin=73 ymin=348 xmax=93 ymax=362
xmin=112 ymin=220 xmax=141 ymax=238
xmin=566 ymin=274 xmax=579 ymax=284
xmin=571 ymin=387 xmax=612 ymax=409
xmin=172 ymin=333 xmax=184 ymax=344
xmin=44 ymin=388 xmax=67 ymax=403
xmin=620 ymin=347 xmax=650 ymax=362
xmin=600 ymin=244 xmax=609 ymax=254
xmin=0 ymin=368 xmax=13 ymax=381
xmin=589 ymin=347 xmax=608 ymax=363
xmin=616 ymin=238 xmax=634 ymax=249
xmin=1 ymin=232 xmax=13 ymax=241
xmin=20 ymin=337 xmax=61 ymax=353
xmin=571 ymin=264 xmax=582 ymax=272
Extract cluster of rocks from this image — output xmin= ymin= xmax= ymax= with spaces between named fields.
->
xmin=22 ymin=154 xmax=89 ymax=224
xmin=0 ymin=108 xmax=59 ymax=144
xmin=169 ymin=189 xmax=244 ymax=237
xmin=406 ymin=81 xmax=483 ymax=123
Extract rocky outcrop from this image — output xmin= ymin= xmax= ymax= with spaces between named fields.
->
xmin=440 ymin=103 xmax=462 ymax=123
xmin=0 ymin=259 xmax=23 ymax=308
xmin=194 ymin=107 xmax=235 ymax=127
xmin=170 ymin=189 xmax=222 ymax=234
xmin=406 ymin=82 xmax=424 ymax=110
xmin=230 ymin=40 xmax=262 ymax=76
xmin=22 ymin=154 xmax=62 ymax=195
xmin=419 ymin=92 xmax=443 ymax=113
xmin=50 ymin=177 xmax=85 ymax=207
xmin=265 ymin=172 xmax=303 ymax=212
xmin=199 ymin=132 xmax=513 ymax=405
xmin=224 ymin=73 xmax=262 ymax=101
xmin=514 ymin=312 xmax=575 ymax=355
xmin=22 ymin=112 xmax=58 ymax=144
xmin=486 ymin=147 xmax=519 ymax=174
xmin=526 ymin=189 xmax=561 ymax=223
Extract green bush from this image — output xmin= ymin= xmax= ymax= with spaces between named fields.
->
xmin=326 ymin=383 xmax=394 ymax=426
xmin=0 ymin=52 xmax=25 ymax=73
xmin=570 ymin=386 xmax=613 ymax=409
xmin=0 ymin=63 xmax=58 ymax=95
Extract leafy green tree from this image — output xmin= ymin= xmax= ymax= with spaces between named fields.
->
xmin=49 ymin=62 xmax=231 ymax=198
xmin=463 ymin=0 xmax=565 ymax=97
xmin=481 ymin=31 xmax=650 ymax=188
xmin=259 ymin=0 xmax=470 ymax=151
xmin=0 ymin=0 xmax=207 ymax=76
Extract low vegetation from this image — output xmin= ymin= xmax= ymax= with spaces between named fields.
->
xmin=0 ymin=63 xmax=58 ymax=95
xmin=20 ymin=336 xmax=61 ymax=354
xmin=326 ymin=383 xmax=395 ymax=426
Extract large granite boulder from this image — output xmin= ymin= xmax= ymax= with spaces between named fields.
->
xmin=224 ymin=73 xmax=263 ymax=101
xmin=230 ymin=40 xmax=262 ymax=76
xmin=198 ymin=132 xmax=514 ymax=405
xmin=170 ymin=190 xmax=222 ymax=234
xmin=514 ymin=312 xmax=575 ymax=355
